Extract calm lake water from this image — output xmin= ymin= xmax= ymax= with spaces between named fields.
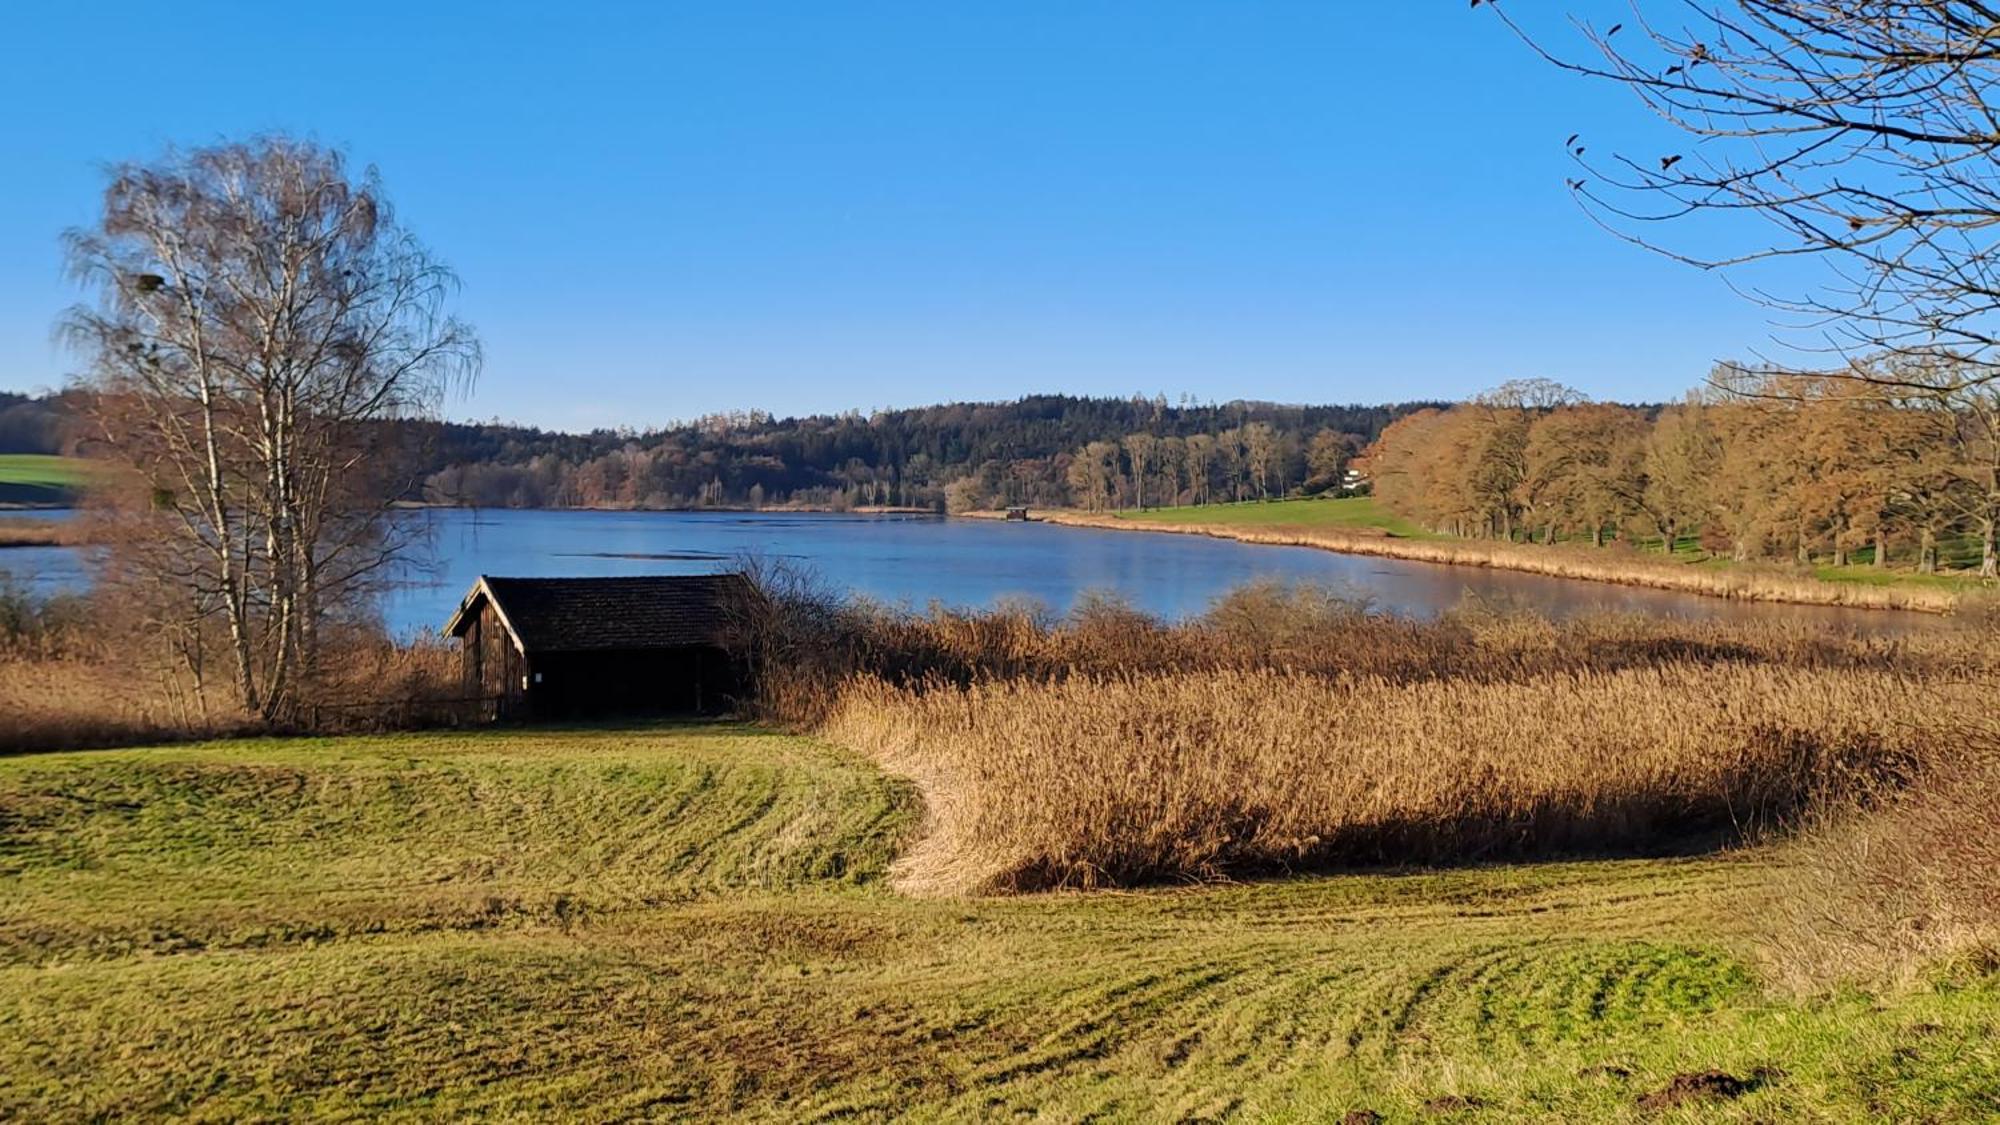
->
xmin=4 ymin=508 xmax=1934 ymax=637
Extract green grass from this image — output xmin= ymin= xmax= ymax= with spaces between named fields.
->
xmin=0 ymin=453 xmax=97 ymax=506
xmin=1109 ymin=499 xmax=1994 ymax=595
xmin=4 ymin=726 xmax=1996 ymax=1121
xmin=1810 ymin=563 xmax=1984 ymax=590
xmin=0 ymin=454 xmax=93 ymax=489
xmin=1112 ymin=496 xmax=1437 ymax=539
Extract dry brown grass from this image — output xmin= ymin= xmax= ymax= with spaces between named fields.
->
xmin=1030 ymin=509 xmax=1973 ymax=613
xmin=0 ymin=658 xmax=239 ymax=754
xmin=1762 ymin=717 xmax=2000 ymax=989
xmin=0 ymin=519 xmax=78 ymax=548
xmin=748 ymin=575 xmax=1973 ymax=729
xmin=824 ymin=664 xmax=1967 ymax=896
xmin=0 ymin=576 xmax=472 ymax=753
xmin=742 ymin=574 xmax=1995 ymax=899
xmin=766 ymin=575 xmax=1997 ymax=984
xmin=0 ymin=585 xmax=196 ymax=753
xmin=304 ymin=635 xmax=486 ymax=731
xmin=0 ymin=638 xmax=474 ymax=753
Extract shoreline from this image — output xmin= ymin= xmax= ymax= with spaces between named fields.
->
xmin=0 ymin=517 xmax=83 ymax=549
xmin=970 ymin=508 xmax=1972 ymax=615
xmin=390 ymin=501 xmax=938 ymax=515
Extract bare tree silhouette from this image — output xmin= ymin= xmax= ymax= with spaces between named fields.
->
xmin=1490 ymin=2 xmax=2000 ymax=573
xmin=63 ymin=137 xmax=481 ymax=717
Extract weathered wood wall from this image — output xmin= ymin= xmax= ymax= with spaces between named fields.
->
xmin=463 ymin=603 xmax=528 ymax=717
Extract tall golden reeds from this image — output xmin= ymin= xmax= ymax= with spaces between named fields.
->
xmin=1761 ymin=715 xmax=2000 ymax=989
xmin=727 ymin=571 xmax=1994 ymax=913
xmin=0 ymin=519 xmax=79 ymax=548
xmin=0 ymin=575 xmax=470 ymax=752
xmin=824 ymin=664 xmax=1967 ymax=896
xmin=750 ymin=576 xmax=1978 ymax=728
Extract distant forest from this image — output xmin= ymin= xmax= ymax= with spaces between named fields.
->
xmin=0 ymin=390 xmax=1437 ymax=512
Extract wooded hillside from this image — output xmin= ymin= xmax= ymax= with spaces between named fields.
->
xmin=3 ymin=390 xmax=1433 ymax=512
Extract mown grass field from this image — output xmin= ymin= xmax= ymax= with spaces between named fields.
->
xmin=0 ymin=453 xmax=94 ymax=507
xmin=1111 ymin=496 xmax=1436 ymax=540
xmin=4 ymin=725 xmax=1996 ymax=1121
xmin=0 ymin=454 xmax=92 ymax=489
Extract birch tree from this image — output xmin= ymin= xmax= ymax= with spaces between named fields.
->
xmin=1122 ymin=432 xmax=1158 ymax=510
xmin=63 ymin=138 xmax=480 ymax=719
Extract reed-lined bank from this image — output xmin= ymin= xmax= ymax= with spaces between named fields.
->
xmin=0 ymin=518 xmax=82 ymax=548
xmin=824 ymin=664 xmax=1967 ymax=898
xmin=980 ymin=508 xmax=1975 ymax=614
xmin=749 ymin=574 xmax=2000 ymax=982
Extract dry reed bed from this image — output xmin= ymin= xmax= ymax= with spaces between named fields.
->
xmin=0 ymin=659 xmax=232 ymax=753
xmin=0 ymin=637 xmax=465 ymax=754
xmin=1763 ymin=718 xmax=2000 ymax=988
xmin=825 ymin=664 xmax=1977 ymax=897
xmin=751 ymin=576 xmax=1978 ymax=732
xmin=0 ymin=519 xmax=81 ymax=548
xmin=1029 ymin=510 xmax=1971 ymax=614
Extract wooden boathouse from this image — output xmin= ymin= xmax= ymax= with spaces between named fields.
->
xmin=442 ymin=574 xmax=760 ymax=720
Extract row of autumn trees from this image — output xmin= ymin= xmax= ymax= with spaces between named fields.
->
xmin=1052 ymin=425 xmax=1360 ymax=513
xmin=1362 ymin=375 xmax=2000 ymax=577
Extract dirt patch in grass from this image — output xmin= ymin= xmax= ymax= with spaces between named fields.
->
xmin=1635 ymin=1068 xmax=1776 ymax=1110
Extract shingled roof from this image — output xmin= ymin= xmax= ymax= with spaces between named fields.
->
xmin=443 ymin=574 xmax=760 ymax=653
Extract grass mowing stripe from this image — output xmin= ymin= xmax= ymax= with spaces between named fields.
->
xmin=0 ymin=453 xmax=94 ymax=489
xmin=2 ymin=724 xmax=1994 ymax=1120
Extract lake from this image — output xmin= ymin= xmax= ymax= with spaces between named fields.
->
xmin=3 ymin=508 xmax=1934 ymax=636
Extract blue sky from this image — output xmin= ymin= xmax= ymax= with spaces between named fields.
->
xmin=1 ymin=2 xmax=1795 ymax=430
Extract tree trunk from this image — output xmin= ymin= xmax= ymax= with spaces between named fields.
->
xmin=1983 ymin=519 xmax=1998 ymax=579
xmin=1873 ymin=526 xmax=1887 ymax=569
xmin=1919 ymin=528 xmax=1938 ymax=574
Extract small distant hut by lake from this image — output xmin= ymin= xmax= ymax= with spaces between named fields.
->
xmin=443 ymin=574 xmax=761 ymax=720
xmin=1004 ymin=506 xmax=1031 ymax=521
